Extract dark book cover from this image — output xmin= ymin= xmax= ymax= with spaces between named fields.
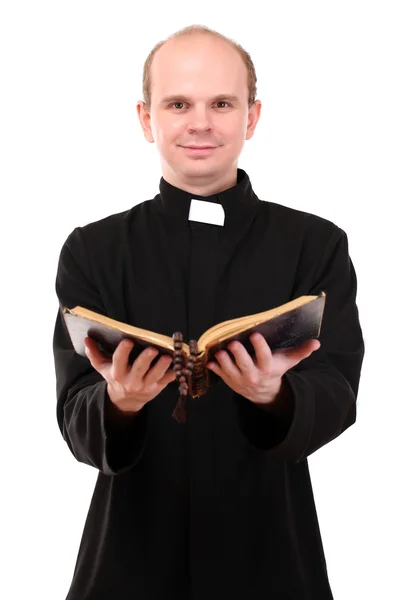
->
xmin=205 ymin=293 xmax=326 ymax=360
xmin=62 ymin=311 xmax=174 ymax=365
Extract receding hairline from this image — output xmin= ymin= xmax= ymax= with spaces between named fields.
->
xmin=151 ymin=30 xmax=244 ymax=68
xmin=162 ymin=28 xmax=237 ymax=47
xmin=142 ymin=26 xmax=257 ymax=110
xmin=149 ymin=32 xmax=248 ymax=100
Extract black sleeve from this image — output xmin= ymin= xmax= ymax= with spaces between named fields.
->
xmin=235 ymin=226 xmax=365 ymax=462
xmin=52 ymin=227 xmax=148 ymax=475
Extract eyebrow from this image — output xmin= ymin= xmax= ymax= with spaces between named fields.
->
xmin=160 ymin=94 xmax=239 ymax=105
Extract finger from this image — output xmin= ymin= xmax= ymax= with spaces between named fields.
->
xmin=157 ymin=363 xmax=177 ymax=387
xmin=249 ymin=333 xmax=273 ymax=371
xmin=129 ymin=346 xmax=160 ymax=383
xmin=227 ymin=341 xmax=257 ymax=376
xmin=111 ymin=338 xmax=134 ymax=380
xmin=206 ymin=360 xmax=221 ymax=375
xmin=145 ymin=353 xmax=174 ymax=386
xmin=206 ymin=360 xmax=224 ymax=382
xmin=212 ymin=349 xmax=241 ymax=379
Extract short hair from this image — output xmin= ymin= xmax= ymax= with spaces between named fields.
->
xmin=141 ymin=25 xmax=258 ymax=111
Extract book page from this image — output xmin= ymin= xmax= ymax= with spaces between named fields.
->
xmin=197 ymin=294 xmax=323 ymax=351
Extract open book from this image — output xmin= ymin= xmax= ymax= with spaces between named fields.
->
xmin=62 ymin=292 xmax=326 ymax=421
xmin=62 ymin=292 xmax=326 ymax=422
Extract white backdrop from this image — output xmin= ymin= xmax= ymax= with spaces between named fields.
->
xmin=1 ymin=1 xmax=399 ymax=599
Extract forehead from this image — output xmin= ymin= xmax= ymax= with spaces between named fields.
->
xmin=150 ymin=36 xmax=247 ymax=97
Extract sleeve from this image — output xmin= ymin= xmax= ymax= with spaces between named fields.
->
xmin=53 ymin=227 xmax=148 ymax=476
xmin=235 ymin=226 xmax=365 ymax=462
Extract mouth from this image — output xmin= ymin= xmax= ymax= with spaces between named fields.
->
xmin=180 ymin=145 xmax=219 ymax=156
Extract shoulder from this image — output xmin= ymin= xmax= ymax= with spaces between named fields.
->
xmin=62 ymin=199 xmax=152 ymax=252
xmin=258 ymin=199 xmax=346 ymax=246
xmin=260 ymin=198 xmax=341 ymax=233
xmin=79 ymin=199 xmax=151 ymax=238
xmin=256 ymin=200 xmax=353 ymax=296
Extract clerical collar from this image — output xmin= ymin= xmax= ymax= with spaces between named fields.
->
xmin=153 ymin=168 xmax=260 ymax=228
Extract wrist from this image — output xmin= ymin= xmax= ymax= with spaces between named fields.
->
xmin=106 ymin=384 xmax=143 ymax=419
xmin=255 ymin=378 xmax=294 ymax=421
xmin=253 ymin=377 xmax=282 ymax=408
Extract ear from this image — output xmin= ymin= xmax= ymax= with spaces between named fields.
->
xmin=136 ymin=101 xmax=155 ymax=143
xmin=245 ymin=100 xmax=262 ymax=141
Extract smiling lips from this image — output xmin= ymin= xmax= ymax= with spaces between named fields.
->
xmin=181 ymin=145 xmax=218 ymax=155
xmin=184 ymin=145 xmax=217 ymax=149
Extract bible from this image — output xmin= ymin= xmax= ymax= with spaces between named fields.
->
xmin=62 ymin=292 xmax=326 ymax=423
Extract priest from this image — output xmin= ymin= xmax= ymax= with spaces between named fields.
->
xmin=53 ymin=24 xmax=364 ymax=600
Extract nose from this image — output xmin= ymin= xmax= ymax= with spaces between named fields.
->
xmin=187 ymin=104 xmax=212 ymax=133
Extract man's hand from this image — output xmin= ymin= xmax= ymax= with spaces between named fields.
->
xmin=84 ymin=338 xmax=176 ymax=414
xmin=206 ymin=333 xmax=320 ymax=406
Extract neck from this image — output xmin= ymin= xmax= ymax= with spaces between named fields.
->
xmin=161 ymin=163 xmax=238 ymax=196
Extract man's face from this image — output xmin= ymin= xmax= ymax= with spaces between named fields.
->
xmin=137 ymin=35 xmax=261 ymax=188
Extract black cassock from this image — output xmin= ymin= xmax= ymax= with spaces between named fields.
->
xmin=53 ymin=168 xmax=364 ymax=600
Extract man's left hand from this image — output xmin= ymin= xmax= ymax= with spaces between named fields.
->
xmin=206 ymin=333 xmax=320 ymax=406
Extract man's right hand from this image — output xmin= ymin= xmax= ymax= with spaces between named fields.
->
xmin=84 ymin=337 xmax=176 ymax=415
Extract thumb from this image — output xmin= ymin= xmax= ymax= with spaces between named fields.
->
xmin=84 ymin=337 xmax=112 ymax=378
xmin=273 ymin=339 xmax=321 ymax=372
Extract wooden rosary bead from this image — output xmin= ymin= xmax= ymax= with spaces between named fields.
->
xmin=172 ymin=332 xmax=183 ymax=344
xmin=171 ymin=333 xmax=199 ymax=423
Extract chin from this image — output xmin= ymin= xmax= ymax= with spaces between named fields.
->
xmin=179 ymin=163 xmax=221 ymax=176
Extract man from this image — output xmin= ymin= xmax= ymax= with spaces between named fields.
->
xmin=53 ymin=25 xmax=364 ymax=600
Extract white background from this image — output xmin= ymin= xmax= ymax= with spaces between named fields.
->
xmin=1 ymin=1 xmax=399 ymax=598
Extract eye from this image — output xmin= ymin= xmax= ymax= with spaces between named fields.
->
xmin=169 ymin=101 xmax=231 ymax=110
